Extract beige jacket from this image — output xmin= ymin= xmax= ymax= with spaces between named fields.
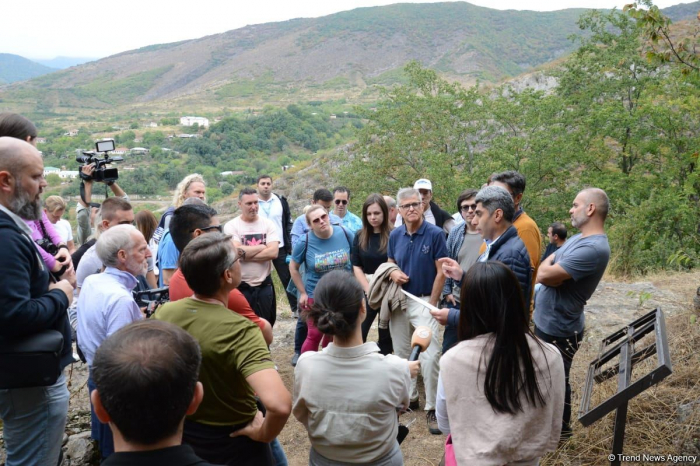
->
xmin=367 ymin=262 xmax=407 ymax=329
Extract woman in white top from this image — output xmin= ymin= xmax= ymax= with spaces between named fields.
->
xmin=44 ymin=196 xmax=75 ymax=253
xmin=293 ymin=270 xmax=419 ymax=466
xmin=436 ymin=261 xmax=565 ymax=466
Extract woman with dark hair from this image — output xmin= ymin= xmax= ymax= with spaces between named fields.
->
xmin=293 ymin=270 xmax=418 ymax=466
xmin=436 ymin=262 xmax=564 ymax=465
xmin=290 ymin=204 xmax=354 ymax=353
xmin=351 ymin=193 xmax=393 ymax=355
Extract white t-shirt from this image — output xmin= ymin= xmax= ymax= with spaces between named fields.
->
xmin=258 ymin=194 xmax=285 ymax=249
xmin=53 ymin=219 xmax=74 ymax=243
xmin=224 ymin=216 xmax=279 ymax=286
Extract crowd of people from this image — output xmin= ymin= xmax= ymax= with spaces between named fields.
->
xmin=0 ymin=111 xmax=611 ymax=466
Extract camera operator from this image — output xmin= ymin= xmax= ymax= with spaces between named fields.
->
xmin=75 ymin=163 xmax=129 ymax=247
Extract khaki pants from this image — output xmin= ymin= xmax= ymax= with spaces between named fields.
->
xmin=389 ymin=295 xmax=441 ymax=410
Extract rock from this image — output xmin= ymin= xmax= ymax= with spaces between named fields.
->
xmin=61 ymin=432 xmax=98 ymax=466
xmin=677 ymin=400 xmax=700 ymax=423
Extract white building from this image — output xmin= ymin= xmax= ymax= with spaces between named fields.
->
xmin=180 ymin=116 xmax=209 ymax=127
xmin=58 ymin=171 xmax=79 ymax=179
xmin=44 ymin=167 xmax=60 ymax=177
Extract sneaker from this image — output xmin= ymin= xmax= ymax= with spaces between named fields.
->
xmin=427 ymin=410 xmax=442 ymax=435
xmin=408 ymin=398 xmax=420 ymax=411
xmin=291 ymin=353 xmax=300 ymax=367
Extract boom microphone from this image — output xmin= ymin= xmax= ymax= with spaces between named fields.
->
xmin=409 ymin=326 xmax=432 ymax=361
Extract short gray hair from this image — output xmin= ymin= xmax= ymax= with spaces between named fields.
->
xmin=397 ymin=188 xmax=420 ymax=204
xmin=383 ymin=196 xmax=396 ymax=209
xmin=97 ymin=224 xmax=137 ymax=268
xmin=475 ymin=186 xmax=515 ymax=222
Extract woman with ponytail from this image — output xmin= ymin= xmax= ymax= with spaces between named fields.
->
xmin=436 ymin=261 xmax=565 ymax=465
xmin=293 ymin=270 xmax=419 ymax=466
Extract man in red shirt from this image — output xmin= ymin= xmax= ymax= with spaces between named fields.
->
xmin=166 ymin=204 xmax=273 ymax=345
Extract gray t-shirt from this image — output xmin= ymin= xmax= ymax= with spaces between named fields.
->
xmin=453 ymin=233 xmax=482 ymax=300
xmin=76 ymin=245 xmax=103 ymax=289
xmin=533 ymin=233 xmax=610 ymax=337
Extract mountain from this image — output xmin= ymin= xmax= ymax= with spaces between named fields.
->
xmin=1 ymin=2 xmax=695 ymax=112
xmin=33 ymin=56 xmax=97 ymax=69
xmin=0 ymin=53 xmax=56 ymax=84
xmin=661 ymin=0 xmax=700 ymax=22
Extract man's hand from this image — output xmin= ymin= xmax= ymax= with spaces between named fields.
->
xmin=230 ymin=410 xmax=265 ymax=441
xmin=445 ymin=294 xmax=457 ymax=306
xmin=49 ymin=279 xmax=74 ymax=305
xmin=429 ymin=308 xmax=450 ymax=326
xmin=438 ymin=257 xmax=464 ymax=282
xmin=80 ymin=163 xmax=96 ymax=181
xmin=54 ymin=248 xmax=71 ymax=265
xmin=408 ymin=360 xmax=420 ymax=379
xmin=390 ymin=270 xmax=409 ymax=285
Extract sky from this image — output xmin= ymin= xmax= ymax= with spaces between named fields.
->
xmin=4 ymin=0 xmax=688 ymax=59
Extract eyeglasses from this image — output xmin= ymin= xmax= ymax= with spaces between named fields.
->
xmin=191 ymin=225 xmax=223 ymax=233
xmin=311 ymin=214 xmax=328 ymax=224
xmin=228 ymin=248 xmax=246 ymax=267
xmin=334 ymin=199 xmax=348 ymax=205
xmin=398 ymin=202 xmax=421 ymax=211
xmin=460 ymin=203 xmax=477 ymax=212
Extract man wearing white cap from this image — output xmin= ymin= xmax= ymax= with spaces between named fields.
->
xmin=395 ymin=179 xmax=455 ymax=235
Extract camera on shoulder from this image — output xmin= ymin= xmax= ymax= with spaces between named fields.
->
xmin=76 ymin=139 xmax=122 ymax=183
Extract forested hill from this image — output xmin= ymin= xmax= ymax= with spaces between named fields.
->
xmin=0 ymin=2 xmax=605 ymax=110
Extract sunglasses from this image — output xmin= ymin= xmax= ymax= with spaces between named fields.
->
xmin=460 ymin=203 xmax=477 ymax=212
xmin=399 ymin=202 xmax=421 ymax=211
xmin=191 ymin=224 xmax=223 ymax=233
xmin=311 ymin=213 xmax=329 ymax=224
xmin=334 ymin=199 xmax=348 ymax=205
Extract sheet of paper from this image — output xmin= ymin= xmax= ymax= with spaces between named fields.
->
xmin=400 ymin=289 xmax=441 ymax=313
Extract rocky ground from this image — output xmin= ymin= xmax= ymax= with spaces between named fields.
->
xmin=1 ymin=271 xmax=697 ymax=466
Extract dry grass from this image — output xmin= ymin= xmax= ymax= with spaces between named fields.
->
xmin=543 ymin=309 xmax=700 ymax=465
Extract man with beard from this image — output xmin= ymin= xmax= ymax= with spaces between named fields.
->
xmin=77 ymin=224 xmax=151 ymax=460
xmin=533 ymin=188 xmax=610 ymax=439
xmin=0 ymin=137 xmax=75 ymax=466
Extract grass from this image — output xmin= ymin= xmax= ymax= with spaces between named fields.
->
xmin=542 ymin=309 xmax=700 ymax=465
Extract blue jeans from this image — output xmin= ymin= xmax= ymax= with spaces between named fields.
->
xmin=88 ymin=372 xmax=115 ymax=459
xmin=0 ymin=373 xmax=69 ymax=466
xmin=270 ymin=438 xmax=288 ymax=466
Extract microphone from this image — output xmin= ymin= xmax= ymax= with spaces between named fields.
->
xmin=409 ymin=326 xmax=432 ymax=361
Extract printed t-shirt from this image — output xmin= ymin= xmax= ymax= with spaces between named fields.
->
xmin=224 ymin=216 xmax=279 ymax=286
xmin=534 ymin=233 xmax=610 ymax=337
xmin=291 ymin=225 xmax=354 ymax=298
xmin=168 ymin=268 xmax=266 ymax=332
xmin=154 ymin=297 xmax=275 ymax=426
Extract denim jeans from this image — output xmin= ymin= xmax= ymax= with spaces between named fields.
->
xmin=294 ymin=313 xmax=309 ymax=354
xmin=88 ymin=371 xmax=115 ymax=459
xmin=0 ymin=373 xmax=69 ymax=466
xmin=270 ymin=438 xmax=288 ymax=466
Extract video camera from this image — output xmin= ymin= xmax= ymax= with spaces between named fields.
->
xmin=132 ymin=286 xmax=170 ymax=318
xmin=76 ymin=139 xmax=122 ymax=183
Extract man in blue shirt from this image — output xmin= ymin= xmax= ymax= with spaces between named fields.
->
xmin=332 ymin=186 xmax=362 ymax=233
xmin=387 ymin=187 xmax=447 ymax=435
xmin=77 ymin=224 xmax=150 ymax=460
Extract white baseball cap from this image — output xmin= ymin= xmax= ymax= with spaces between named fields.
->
xmin=413 ymin=179 xmax=432 ymax=191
